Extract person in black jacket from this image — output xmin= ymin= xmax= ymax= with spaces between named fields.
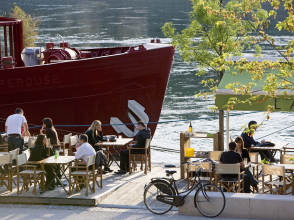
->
xmin=235 ymin=136 xmax=258 ymax=192
xmin=85 ymin=120 xmax=103 ymax=151
xmin=84 ymin=120 xmax=112 ymax=173
xmin=115 ymin=121 xmax=151 ymax=174
xmin=28 ymin=134 xmax=55 ymax=190
xmin=40 ymin=118 xmax=63 ymax=185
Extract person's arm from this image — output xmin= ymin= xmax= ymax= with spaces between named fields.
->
xmin=21 ymin=123 xmax=28 ymax=137
xmin=244 ymin=133 xmax=260 ymax=147
xmin=75 ymin=146 xmax=83 ymax=160
xmin=97 ymin=131 xmax=103 ymax=142
xmin=238 ymin=154 xmax=245 ymax=169
xmin=243 ymin=149 xmax=250 ymax=162
xmin=132 ymin=133 xmax=144 ymax=148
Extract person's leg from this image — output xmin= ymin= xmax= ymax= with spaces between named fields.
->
xmin=244 ymin=167 xmax=258 ymax=186
xmin=119 ymin=149 xmax=129 ymax=171
xmin=7 ymin=136 xmax=16 ymax=151
xmin=44 ymin=165 xmax=55 ymax=189
xmin=11 ymin=137 xmax=24 ymax=154
xmin=243 ymin=174 xmax=251 ymax=193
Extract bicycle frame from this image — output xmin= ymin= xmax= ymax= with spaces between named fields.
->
xmin=153 ymin=167 xmax=209 ymax=207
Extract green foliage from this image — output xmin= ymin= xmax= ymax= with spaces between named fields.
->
xmin=162 ymin=0 xmax=294 ymax=118
xmin=9 ymin=4 xmax=40 ymax=47
xmin=260 ymin=158 xmax=270 ymax=165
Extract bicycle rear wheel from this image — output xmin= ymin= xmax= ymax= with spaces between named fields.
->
xmin=144 ymin=180 xmax=176 ymax=215
xmin=194 ymin=184 xmax=225 ymax=218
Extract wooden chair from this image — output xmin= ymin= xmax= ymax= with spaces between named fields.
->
xmin=60 ymin=134 xmax=71 ymax=155
xmin=0 ymin=143 xmax=9 ymax=152
xmin=95 ymin=166 xmax=103 ymax=189
xmin=27 ymin=138 xmax=36 ymax=149
xmin=69 ymin=154 xmax=96 ymax=196
xmin=128 ymin=139 xmax=151 ymax=175
xmin=8 ymin=148 xmax=19 ymax=186
xmin=249 ymin=152 xmax=259 ymax=180
xmin=262 ymin=164 xmax=293 ymax=195
xmin=16 ymin=153 xmax=44 ymax=195
xmin=187 ymin=162 xmax=213 ymax=189
xmin=215 ymin=163 xmax=244 ymax=193
xmin=22 ymin=149 xmax=31 ymax=161
xmin=69 ymin=135 xmax=78 ymax=156
xmin=209 ymin=151 xmax=223 ymax=161
xmin=280 ymin=154 xmax=294 ymax=182
xmin=0 ymin=154 xmax=13 ymax=191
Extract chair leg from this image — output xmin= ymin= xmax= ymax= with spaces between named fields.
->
xmin=144 ymin=157 xmax=147 ymax=175
xmin=69 ymin=174 xmax=72 ymax=196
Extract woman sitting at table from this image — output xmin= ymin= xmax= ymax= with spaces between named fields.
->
xmin=40 ymin=118 xmax=63 ymax=184
xmin=28 ymin=134 xmax=55 ymax=190
xmin=85 ymin=120 xmax=112 ymax=173
xmin=235 ymin=136 xmax=259 ymax=192
xmin=85 ymin=120 xmax=103 ymax=151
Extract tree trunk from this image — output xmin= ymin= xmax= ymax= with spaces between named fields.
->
xmin=219 ymin=110 xmax=224 ymax=151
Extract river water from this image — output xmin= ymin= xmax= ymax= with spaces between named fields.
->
xmin=2 ymin=0 xmax=294 ymax=162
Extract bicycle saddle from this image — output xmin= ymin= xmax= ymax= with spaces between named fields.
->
xmin=165 ymin=170 xmax=177 ymax=175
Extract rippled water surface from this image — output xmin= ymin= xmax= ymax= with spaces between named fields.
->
xmin=2 ymin=0 xmax=294 ymax=162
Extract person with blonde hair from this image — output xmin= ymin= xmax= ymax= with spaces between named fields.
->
xmin=85 ymin=120 xmax=103 ymax=151
xmin=85 ymin=120 xmax=112 ymax=173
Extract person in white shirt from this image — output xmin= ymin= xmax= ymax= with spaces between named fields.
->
xmin=75 ymin=134 xmax=95 ymax=163
xmin=5 ymin=108 xmax=28 ymax=153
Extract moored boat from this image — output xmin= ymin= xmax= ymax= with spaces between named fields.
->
xmin=0 ymin=17 xmax=175 ymax=137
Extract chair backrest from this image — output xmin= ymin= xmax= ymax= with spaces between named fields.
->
xmin=280 ymin=154 xmax=294 ymax=164
xmin=9 ymin=148 xmax=19 ymax=160
xmin=22 ymin=149 xmax=31 ymax=161
xmin=188 ymin=162 xmax=212 ymax=172
xmin=63 ymin=134 xmax=71 ymax=145
xmin=16 ymin=153 xmax=27 ymax=166
xmin=86 ymin=154 xmax=96 ymax=167
xmin=0 ymin=154 xmax=13 ymax=165
xmin=262 ymin=164 xmax=285 ymax=177
xmin=70 ymin=136 xmax=78 ymax=146
xmin=249 ymin=152 xmax=259 ymax=164
xmin=209 ymin=151 xmax=223 ymax=161
xmin=215 ymin=163 xmax=240 ymax=174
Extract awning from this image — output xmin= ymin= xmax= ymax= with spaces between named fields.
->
xmin=215 ymin=57 xmax=294 ymax=112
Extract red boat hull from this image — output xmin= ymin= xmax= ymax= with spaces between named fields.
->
xmin=0 ymin=43 xmax=175 ymax=138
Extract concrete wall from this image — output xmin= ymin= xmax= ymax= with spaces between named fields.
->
xmin=178 ymin=192 xmax=294 ymax=219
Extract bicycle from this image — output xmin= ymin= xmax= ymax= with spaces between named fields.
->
xmin=143 ymin=161 xmax=226 ymax=218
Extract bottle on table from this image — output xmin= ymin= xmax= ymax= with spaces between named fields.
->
xmin=189 ymin=121 xmax=193 ymax=132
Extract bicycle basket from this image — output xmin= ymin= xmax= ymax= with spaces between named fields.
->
xmin=154 ymin=182 xmax=173 ymax=195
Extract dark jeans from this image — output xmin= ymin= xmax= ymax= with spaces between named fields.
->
xmin=8 ymin=135 xmax=24 ymax=154
xmin=44 ymin=165 xmax=55 ymax=188
xmin=120 ymin=149 xmax=129 ymax=171
xmin=251 ymin=149 xmax=272 ymax=161
xmin=243 ymin=167 xmax=258 ymax=186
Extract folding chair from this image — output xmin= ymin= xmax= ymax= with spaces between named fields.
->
xmin=262 ymin=164 xmax=293 ymax=195
xmin=0 ymin=154 xmax=13 ymax=191
xmin=215 ymin=163 xmax=244 ymax=193
xmin=69 ymin=135 xmax=78 ymax=156
xmin=8 ymin=148 xmax=19 ymax=186
xmin=128 ymin=139 xmax=151 ymax=175
xmin=16 ymin=153 xmax=44 ymax=195
xmin=209 ymin=151 xmax=223 ymax=161
xmin=187 ymin=162 xmax=213 ymax=189
xmin=69 ymin=154 xmax=96 ymax=196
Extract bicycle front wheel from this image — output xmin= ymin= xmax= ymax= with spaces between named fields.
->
xmin=194 ymin=184 xmax=225 ymax=218
xmin=144 ymin=180 xmax=176 ymax=215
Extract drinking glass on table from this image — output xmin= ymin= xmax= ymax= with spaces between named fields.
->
xmin=244 ymin=158 xmax=248 ymax=165
xmin=107 ymin=135 xmax=110 ymax=142
xmin=119 ymin=135 xmax=122 ymax=142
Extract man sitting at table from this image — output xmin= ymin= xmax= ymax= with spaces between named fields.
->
xmin=241 ymin=120 xmax=271 ymax=161
xmin=220 ymin=142 xmax=250 ymax=193
xmin=115 ymin=121 xmax=151 ymax=174
xmin=75 ymin=134 xmax=96 ymax=163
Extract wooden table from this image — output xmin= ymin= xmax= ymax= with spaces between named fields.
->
xmin=38 ymin=156 xmax=75 ymax=194
xmin=95 ymin=138 xmax=133 ymax=167
xmin=249 ymin=141 xmax=289 ymax=163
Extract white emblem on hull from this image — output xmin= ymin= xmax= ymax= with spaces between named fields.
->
xmin=110 ymin=100 xmax=149 ymax=137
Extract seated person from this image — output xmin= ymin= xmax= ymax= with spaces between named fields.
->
xmin=220 ymin=142 xmax=250 ymax=193
xmin=241 ymin=120 xmax=271 ymax=161
xmin=115 ymin=121 xmax=151 ymax=174
xmin=235 ymin=136 xmax=258 ymax=192
xmin=75 ymin=134 xmax=96 ymax=163
xmin=28 ymin=134 xmax=55 ymax=190
xmin=84 ymin=120 xmax=112 ymax=173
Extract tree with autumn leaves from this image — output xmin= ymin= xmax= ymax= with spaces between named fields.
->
xmin=162 ymin=0 xmax=294 ymax=148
